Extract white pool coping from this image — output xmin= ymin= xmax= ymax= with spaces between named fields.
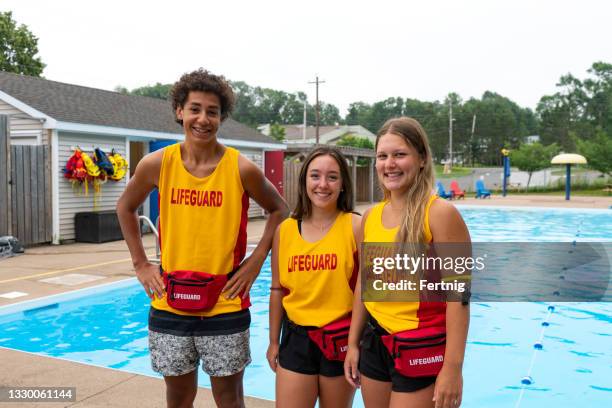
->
xmin=0 ymin=277 xmax=138 ymax=317
xmin=455 ymin=204 xmax=612 ymax=213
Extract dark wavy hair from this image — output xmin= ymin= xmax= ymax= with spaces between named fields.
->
xmin=170 ymin=68 xmax=235 ymax=124
xmin=292 ymin=146 xmax=354 ymax=219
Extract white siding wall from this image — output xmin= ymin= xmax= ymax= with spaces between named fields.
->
xmin=0 ymin=100 xmax=44 ymax=145
xmin=237 ymin=148 xmax=265 ymax=218
xmin=58 ymin=132 xmax=128 ymax=241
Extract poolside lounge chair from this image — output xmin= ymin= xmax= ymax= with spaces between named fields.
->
xmin=450 ymin=180 xmax=465 ymax=199
xmin=475 ymin=179 xmax=491 ymax=198
xmin=436 ymin=181 xmax=453 ymax=199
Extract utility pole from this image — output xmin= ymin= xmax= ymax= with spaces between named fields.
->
xmin=308 ymin=76 xmax=325 ymax=144
xmin=448 ymin=100 xmax=453 ymax=170
xmin=302 ymin=99 xmax=307 ymax=141
xmin=470 ymin=114 xmax=477 ymax=167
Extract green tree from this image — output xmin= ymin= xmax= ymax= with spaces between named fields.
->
xmin=114 ymin=83 xmax=171 ymax=99
xmin=130 ymin=82 xmax=172 ymax=99
xmin=537 ymin=62 xmax=612 ymax=151
xmin=345 ymin=102 xmax=372 ymax=127
xmin=319 ymin=102 xmax=342 ymax=125
xmin=576 ymin=129 xmax=612 ymax=176
xmin=342 ymin=92 xmax=536 ymax=166
xmin=337 ymin=134 xmax=374 ymax=165
xmin=0 ymin=11 xmax=45 ymax=76
xmin=336 ymin=134 xmax=374 ymax=149
xmin=269 ymin=123 xmax=286 ymax=142
xmin=114 ymin=85 xmax=129 ymax=94
xmin=510 ymin=142 xmax=559 ymax=188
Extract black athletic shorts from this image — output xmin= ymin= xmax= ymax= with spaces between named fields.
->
xmin=358 ymin=318 xmax=437 ymax=393
xmin=278 ymin=319 xmax=345 ymax=377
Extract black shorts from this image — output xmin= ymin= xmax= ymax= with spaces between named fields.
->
xmin=359 ymin=320 xmax=437 ymax=393
xmin=278 ymin=319 xmax=344 ymax=377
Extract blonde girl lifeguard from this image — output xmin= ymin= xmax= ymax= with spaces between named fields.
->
xmin=267 ymin=147 xmax=361 ymax=408
xmin=344 ymin=117 xmax=470 ymax=408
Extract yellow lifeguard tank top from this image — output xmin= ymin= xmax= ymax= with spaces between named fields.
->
xmin=152 ymin=144 xmax=249 ymax=317
xmin=363 ymin=195 xmax=446 ymax=333
xmin=278 ymin=212 xmax=357 ymax=327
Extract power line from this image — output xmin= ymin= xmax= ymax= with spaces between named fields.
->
xmin=308 ymin=76 xmax=326 ymax=144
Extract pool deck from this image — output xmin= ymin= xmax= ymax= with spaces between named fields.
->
xmin=0 ymin=197 xmax=610 ymax=406
xmin=456 ymin=194 xmax=611 ymax=209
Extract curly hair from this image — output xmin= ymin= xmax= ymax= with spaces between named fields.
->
xmin=170 ymin=68 xmax=235 ymax=124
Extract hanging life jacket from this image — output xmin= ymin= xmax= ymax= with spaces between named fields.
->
xmin=81 ymin=151 xmax=101 ymax=178
xmin=95 ymin=147 xmax=114 ymax=176
xmin=108 ymin=150 xmax=128 ymax=181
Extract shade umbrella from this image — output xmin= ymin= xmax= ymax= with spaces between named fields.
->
xmin=551 ymin=153 xmax=587 ymax=200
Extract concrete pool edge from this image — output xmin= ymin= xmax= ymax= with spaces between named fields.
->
xmin=0 ymin=277 xmax=139 ymax=317
xmin=0 ymin=347 xmax=274 ymax=407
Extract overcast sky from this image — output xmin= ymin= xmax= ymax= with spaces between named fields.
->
xmin=3 ymin=0 xmax=611 ymax=115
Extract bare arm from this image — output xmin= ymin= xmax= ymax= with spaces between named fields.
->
xmin=429 ymin=199 xmax=470 ymax=408
xmin=223 ymin=154 xmax=289 ymax=299
xmin=266 ymin=225 xmax=284 ymax=372
xmin=344 ymin=208 xmax=370 ymax=388
xmin=116 ymin=150 xmax=163 ymax=298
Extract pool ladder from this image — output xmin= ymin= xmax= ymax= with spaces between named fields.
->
xmin=139 ymin=215 xmax=160 ymax=264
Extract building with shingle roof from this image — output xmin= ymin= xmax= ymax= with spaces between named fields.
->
xmin=258 ymin=123 xmax=376 ymax=145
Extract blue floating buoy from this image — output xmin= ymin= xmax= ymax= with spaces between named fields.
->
xmin=521 ymin=376 xmax=533 ymax=385
xmin=553 ymin=291 xmax=560 ymax=296
xmin=559 ymin=275 xmax=565 ymax=280
xmin=541 ymin=322 xmax=550 ymax=327
xmin=572 ymin=240 xmax=577 ymax=246
xmin=534 ymin=342 xmax=543 ymax=350
xmin=548 ymin=306 xmax=555 ymax=312
xmin=562 ymin=267 xmax=568 ymax=271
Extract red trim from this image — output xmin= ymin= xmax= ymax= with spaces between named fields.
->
xmin=157 ymin=193 xmax=163 ymax=255
xmin=416 ymin=302 xmax=446 ymax=329
xmin=234 ymin=191 xmax=250 ymax=310
xmin=349 ymin=250 xmax=359 ymax=291
xmin=416 ymin=245 xmax=446 ymax=329
xmin=233 ymin=192 xmax=249 ymax=269
xmin=241 ymin=294 xmax=252 ymax=309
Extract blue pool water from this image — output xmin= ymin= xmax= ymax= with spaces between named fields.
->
xmin=0 ymin=207 xmax=610 ymax=407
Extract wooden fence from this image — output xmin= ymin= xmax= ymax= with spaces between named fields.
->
xmin=0 ymin=115 xmax=52 ymax=246
xmin=283 ymin=160 xmax=302 ymax=211
xmin=0 ymin=116 xmax=10 ymax=238
xmin=356 ymin=166 xmax=384 ymax=202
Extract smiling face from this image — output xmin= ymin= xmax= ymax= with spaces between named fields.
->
xmin=305 ymin=154 xmax=343 ymax=211
xmin=375 ymin=132 xmax=424 ymax=195
xmin=175 ymin=91 xmax=221 ymax=144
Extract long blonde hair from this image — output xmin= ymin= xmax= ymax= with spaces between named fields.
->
xmin=376 ymin=117 xmax=435 ymax=244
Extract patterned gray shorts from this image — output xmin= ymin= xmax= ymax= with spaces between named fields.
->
xmin=149 ymin=328 xmax=251 ymax=377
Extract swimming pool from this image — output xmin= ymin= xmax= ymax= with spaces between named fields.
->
xmin=1 ymin=207 xmax=610 ymax=407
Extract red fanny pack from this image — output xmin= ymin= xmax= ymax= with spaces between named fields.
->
xmin=307 ymin=316 xmax=351 ymax=361
xmin=162 ymin=270 xmax=229 ymax=312
xmin=380 ymin=326 xmax=446 ymax=377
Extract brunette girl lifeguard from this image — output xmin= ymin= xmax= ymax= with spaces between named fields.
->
xmin=267 ymin=147 xmax=361 ymax=408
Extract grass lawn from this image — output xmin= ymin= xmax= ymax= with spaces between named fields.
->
xmin=550 ymin=166 xmax=591 ymax=176
xmin=434 ymin=165 xmax=473 ymax=178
